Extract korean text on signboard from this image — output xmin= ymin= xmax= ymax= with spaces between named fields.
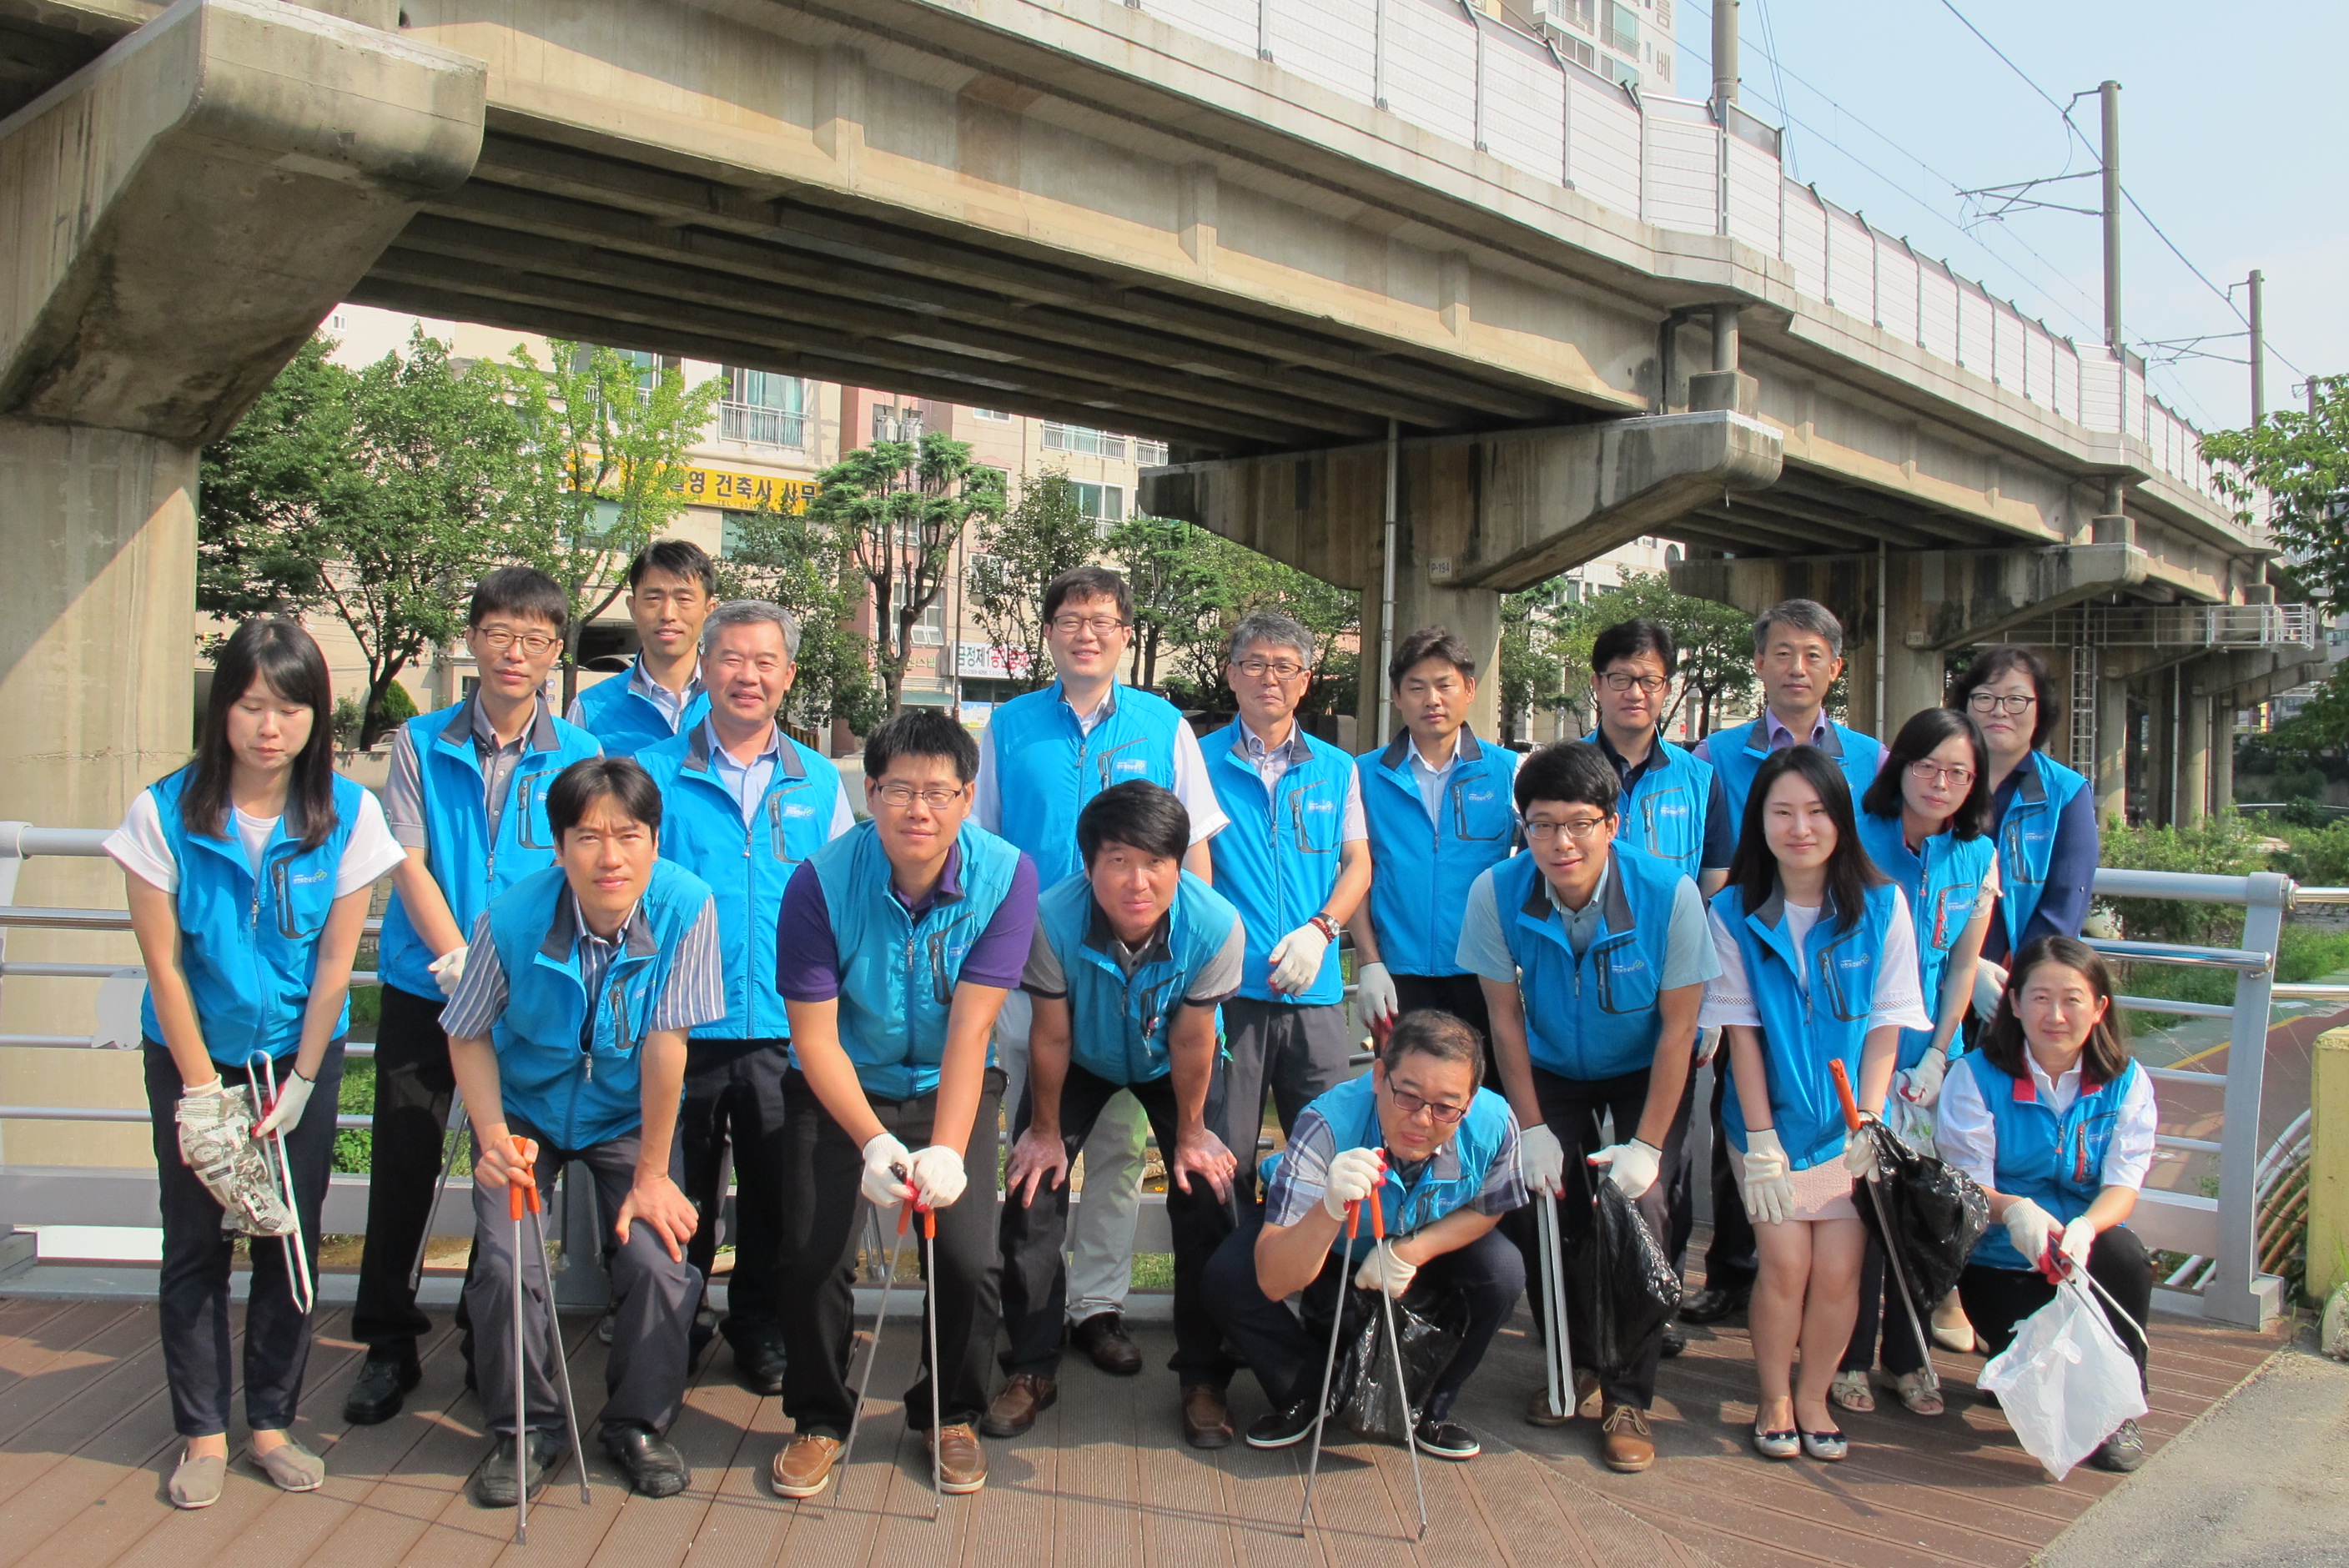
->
xmin=667 ymin=465 xmax=817 ymax=514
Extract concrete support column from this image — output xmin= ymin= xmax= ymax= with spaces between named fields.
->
xmin=1356 ymin=576 xmax=1501 ymax=746
xmin=2180 ymin=676 xmax=2211 ymax=826
xmin=2095 ymin=675 xmax=2130 ymax=828
xmin=2212 ymin=696 xmax=2236 ymax=816
xmin=2152 ymin=669 xmax=2178 ymax=827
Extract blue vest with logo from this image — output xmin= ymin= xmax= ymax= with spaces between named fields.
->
xmin=1265 ymin=1073 xmax=1516 ymax=1262
xmin=1959 ymin=1050 xmax=2142 ymax=1270
xmin=637 ymin=722 xmax=842 ymax=1041
xmin=1993 ymin=751 xmax=2091 ymax=954
xmin=987 ymin=681 xmax=1185 ymax=888
xmin=1713 ymin=879 xmax=1902 ymax=1170
xmin=1205 ymin=719 xmax=1356 ymax=1005
xmin=568 ymin=658 xmax=710 ymax=758
xmin=378 ymin=701 xmax=602 ymax=999
xmin=139 ymin=768 xmax=368 ymax=1064
xmin=1856 ymin=812 xmax=1997 ymax=1069
xmin=1496 ymin=845 xmax=1686 ymax=1082
xmin=1588 ymin=731 xmax=1716 ymax=877
xmin=483 ymin=859 xmax=714 ymax=1149
xmin=1035 ymin=869 xmax=1240 ymax=1085
xmin=810 ymin=820 xmax=1025 ymax=1100
xmin=1356 ymin=729 xmax=1518 ymax=977
xmin=1707 ymin=717 xmax=1884 ymax=829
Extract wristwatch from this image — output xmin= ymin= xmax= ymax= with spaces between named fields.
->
xmin=1309 ymin=912 xmax=1341 ymax=943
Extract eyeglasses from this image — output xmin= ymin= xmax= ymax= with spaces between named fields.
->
xmin=1230 ymin=657 xmax=1307 ymax=681
xmin=1525 ymin=817 xmax=1611 ymax=843
xmin=874 ymin=782 xmax=965 ymax=809
xmin=1051 ymin=615 xmax=1130 ymax=637
xmin=474 ymin=626 xmax=561 ymax=656
xmin=1600 ymin=672 xmax=1669 ymax=694
xmin=1383 ymin=1081 xmax=1468 ymax=1126
xmin=1909 ymin=760 xmax=1977 ymax=788
xmin=1967 ymin=691 xmax=2037 ymax=716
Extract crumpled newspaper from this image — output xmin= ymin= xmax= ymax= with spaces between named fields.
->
xmin=177 ymin=1088 xmax=297 ymax=1239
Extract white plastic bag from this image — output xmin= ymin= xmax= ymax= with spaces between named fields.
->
xmin=1976 ymin=1275 xmax=2147 ymax=1480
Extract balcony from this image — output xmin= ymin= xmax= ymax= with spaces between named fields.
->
xmin=718 ymin=400 xmax=807 ymax=450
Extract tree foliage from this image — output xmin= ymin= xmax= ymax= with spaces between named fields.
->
xmin=967 ymin=471 xmax=1103 ymax=694
xmin=716 ymin=503 xmax=888 ymax=736
xmin=197 ymin=334 xmax=351 ymax=626
xmin=2205 ymin=373 xmax=2349 ymax=613
xmin=1496 ymin=570 xmax=1758 ymax=741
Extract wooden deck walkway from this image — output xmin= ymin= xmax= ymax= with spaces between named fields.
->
xmin=0 ymin=1283 xmax=2283 ymax=1568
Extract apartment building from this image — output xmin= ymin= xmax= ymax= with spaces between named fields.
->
xmin=1496 ymin=0 xmax=1674 ymax=93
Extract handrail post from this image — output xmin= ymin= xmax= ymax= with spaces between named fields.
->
xmin=2207 ymin=871 xmax=2289 ymax=1327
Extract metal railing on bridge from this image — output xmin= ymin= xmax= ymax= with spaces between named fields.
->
xmin=1 ymin=822 xmax=2338 ymax=1326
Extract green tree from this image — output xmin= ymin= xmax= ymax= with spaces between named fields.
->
xmin=1497 ymin=588 xmax=1567 ymax=740
xmin=2205 ymin=374 xmax=2349 ymax=613
xmin=808 ymin=433 xmax=1006 ymax=716
xmin=716 ymin=505 xmax=887 ymax=736
xmin=1565 ymin=570 xmax=1759 ymax=738
xmin=1114 ymin=524 xmax=1357 ymax=716
xmin=502 ymin=343 xmax=726 ymax=706
xmin=967 ymin=472 xmax=1106 ymax=695
xmin=1105 ymin=514 xmax=1202 ymax=691
xmin=197 ymin=334 xmax=354 ymax=630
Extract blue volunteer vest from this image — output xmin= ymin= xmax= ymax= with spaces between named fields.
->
xmin=377 ymin=700 xmax=602 ymax=998
xmin=1495 ymin=844 xmax=1687 ymax=1082
xmin=1992 ymin=751 xmax=2091 ymax=954
xmin=636 ymin=721 xmax=843 ymax=1041
xmin=1356 ymin=729 xmax=1518 ymax=977
xmin=1035 ymin=868 xmax=1240 ymax=1085
xmin=1205 ymin=719 xmax=1355 ymax=1005
xmin=567 ymin=657 xmax=710 ymax=758
xmin=1959 ymin=1050 xmax=2142 ymax=1270
xmin=1265 ymin=1073 xmax=1516 ymax=1262
xmin=483 ymin=859 xmax=714 ymax=1149
xmin=1588 ymin=730 xmax=1717 ymax=877
xmin=1707 ymin=717 xmax=1884 ymax=828
xmin=810 ymin=820 xmax=1025 ymax=1100
xmin=1713 ymin=879 xmax=1903 ymax=1171
xmin=139 ymin=768 xmax=368 ymax=1064
xmin=1856 ymin=812 xmax=1997 ymax=1069
xmin=986 ymin=681 xmax=1186 ymax=887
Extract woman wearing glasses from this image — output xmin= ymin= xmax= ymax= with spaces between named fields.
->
xmin=1948 ymin=648 xmax=2099 ymax=971
xmin=1833 ymin=710 xmax=1999 ymax=1417
xmin=1701 ymin=747 xmax=1927 ymax=1462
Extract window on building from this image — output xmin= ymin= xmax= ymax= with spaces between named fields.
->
xmin=1040 ymin=422 xmax=1127 ymax=460
xmin=1556 ymin=32 xmax=1595 ymax=68
xmin=1603 ymin=2 xmax=1639 ymax=53
xmin=1071 ymin=482 xmax=1124 ymax=527
xmin=899 ymin=582 xmax=946 ymax=645
xmin=721 ymin=368 xmax=807 ymax=450
xmin=1604 ymin=53 xmax=1641 ymax=88
xmin=972 ymin=408 xmax=1014 ymax=422
xmin=1547 ymin=0 xmax=1595 ymax=33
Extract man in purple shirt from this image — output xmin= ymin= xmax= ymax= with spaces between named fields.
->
xmin=766 ymin=710 xmax=1039 ymax=1503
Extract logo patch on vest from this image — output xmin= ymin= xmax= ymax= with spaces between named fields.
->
xmin=782 ymin=803 xmax=817 ymax=818
xmin=289 ymin=869 xmax=329 ymax=886
xmin=1303 ymin=798 xmax=1336 ymax=813
xmin=1114 ymin=757 xmax=1149 ymax=775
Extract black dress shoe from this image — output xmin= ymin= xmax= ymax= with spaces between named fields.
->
xmin=344 ymin=1349 xmax=421 ymax=1425
xmin=1071 ymin=1312 xmax=1144 ymax=1376
xmin=1245 ymin=1398 xmax=1322 ymax=1450
xmin=1660 ymin=1320 xmax=1687 ymax=1359
xmin=470 ymin=1430 xmax=564 ymax=1508
xmin=1677 ymin=1285 xmax=1750 ymax=1325
xmin=602 ymin=1422 xmax=692 ymax=1497
xmin=733 ymin=1338 xmax=787 ymax=1396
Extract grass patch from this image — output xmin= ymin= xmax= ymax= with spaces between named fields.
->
xmin=2119 ymin=924 xmax=2349 ymax=1029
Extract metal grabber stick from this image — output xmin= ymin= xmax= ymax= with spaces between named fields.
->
xmin=1366 ymin=1168 xmax=1427 ymax=1542
xmin=1831 ymin=1059 xmax=1939 ymax=1394
xmin=918 ymin=1200 xmax=942 ymax=1517
xmin=249 ymin=1053 xmax=314 ymax=1316
xmin=836 ymin=1196 xmax=914 ymax=1480
xmin=511 ymin=1161 xmax=532 ymax=1546
xmin=1296 ymin=1195 xmax=1360 ymax=1533
xmin=523 ymin=1167 xmax=592 ymax=1506
xmin=409 ymin=1095 xmax=469 ymax=1294
xmin=1538 ymin=1187 xmax=1574 ymax=1420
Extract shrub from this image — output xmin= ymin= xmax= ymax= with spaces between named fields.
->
xmin=2098 ymin=817 xmax=2266 ymax=946
xmin=2273 ymin=820 xmax=2349 ymax=888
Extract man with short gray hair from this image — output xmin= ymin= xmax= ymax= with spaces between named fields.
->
xmin=1204 ymin=612 xmax=1372 ymax=1169
xmin=635 ymin=599 xmax=855 ymax=1390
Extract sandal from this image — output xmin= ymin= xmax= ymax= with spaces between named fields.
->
xmin=1828 ymin=1370 xmax=1875 ymax=1414
xmin=1891 ymin=1369 xmax=1945 ymax=1417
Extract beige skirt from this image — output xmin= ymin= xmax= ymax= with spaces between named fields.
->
xmin=1731 ymin=1153 xmax=1859 ymax=1225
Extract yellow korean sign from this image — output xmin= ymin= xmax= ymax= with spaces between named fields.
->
xmin=666 ymin=465 xmax=818 ymax=514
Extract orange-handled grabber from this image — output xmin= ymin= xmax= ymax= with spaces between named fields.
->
xmin=1829 ymin=1057 xmax=1864 ymax=1130
xmin=1829 ymin=1058 xmax=1943 ymax=1394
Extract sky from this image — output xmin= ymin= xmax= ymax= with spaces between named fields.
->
xmin=1670 ymin=0 xmax=2346 ymax=433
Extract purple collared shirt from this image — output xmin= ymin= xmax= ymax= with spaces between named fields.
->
xmin=774 ymin=840 xmax=1040 ymax=1003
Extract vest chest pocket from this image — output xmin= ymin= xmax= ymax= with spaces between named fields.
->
xmin=270 ymin=858 xmax=335 ymax=942
xmin=2059 ymin=1098 xmax=2121 ymax=1187
xmin=1929 ymin=881 xmax=1981 ymax=953
xmin=2000 ymin=813 xmax=2047 ymax=886
xmin=1635 ymin=784 xmax=1698 ymax=860
xmin=767 ymin=791 xmax=820 ymax=863
xmin=1814 ymin=932 xmax=1876 ymax=1023
xmin=1591 ymin=934 xmax=1659 ymax=1013
xmin=1093 ymin=736 xmax=1153 ymax=792
xmin=925 ymin=924 xmax=978 ymax=1007
xmin=513 ymin=770 xmax=556 ymax=850
xmin=1289 ymin=784 xmax=1337 ymax=853
xmin=1451 ymin=780 xmax=1506 ymax=841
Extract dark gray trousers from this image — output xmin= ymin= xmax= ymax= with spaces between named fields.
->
xmin=1218 ymin=997 xmax=1356 ymax=1184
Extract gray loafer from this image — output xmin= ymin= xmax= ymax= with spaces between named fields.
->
xmin=252 ymin=1438 xmax=326 ymax=1492
xmin=169 ymin=1451 xmax=227 ymax=1509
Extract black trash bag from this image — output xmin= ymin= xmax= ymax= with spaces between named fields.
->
xmin=1325 ymin=1284 xmax=1466 ymax=1441
xmin=1563 ymin=1182 xmax=1683 ymax=1373
xmin=1854 ymin=1118 xmax=1991 ymax=1312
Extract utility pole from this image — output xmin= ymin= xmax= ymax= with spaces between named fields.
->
xmin=1712 ymin=0 xmax=1738 ymax=110
xmin=2099 ymin=79 xmax=2122 ymax=356
xmin=2247 ymin=269 xmax=2266 ymax=425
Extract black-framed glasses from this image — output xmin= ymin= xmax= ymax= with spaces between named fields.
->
xmin=1967 ymin=691 xmax=2037 ymax=716
xmin=1230 ymin=656 xmax=1307 ymax=681
xmin=1599 ymin=672 xmax=1669 ymax=694
xmin=1383 ymin=1079 xmax=1468 ymax=1126
xmin=1051 ymin=614 xmax=1130 ymax=636
xmin=1524 ymin=817 xmax=1610 ymax=843
xmin=473 ymin=626 xmax=561 ymax=656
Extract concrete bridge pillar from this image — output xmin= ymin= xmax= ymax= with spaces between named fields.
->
xmin=2095 ymin=676 xmax=2131 ymax=828
xmin=0 ymin=0 xmax=482 ymax=1159
xmin=2180 ymin=673 xmax=2212 ymax=826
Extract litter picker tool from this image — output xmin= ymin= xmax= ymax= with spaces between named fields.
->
xmin=1832 ymin=1058 xmax=1940 ymax=1394
xmin=1366 ymin=1167 xmax=1427 ymax=1542
xmin=1296 ymin=1195 xmax=1360 ymax=1533
xmin=1535 ymin=1188 xmax=1574 ymax=1420
xmin=409 ymin=1095 xmax=468 ymax=1294
xmin=511 ymin=1158 xmax=533 ymax=1546
xmin=247 ymin=1053 xmax=314 ymax=1316
xmin=836 ymin=1193 xmax=916 ymax=1481
xmin=524 ymin=1164 xmax=592 ymax=1507
xmin=918 ymin=1199 xmax=943 ymax=1517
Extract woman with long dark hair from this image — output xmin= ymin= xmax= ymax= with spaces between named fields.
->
xmin=1700 ymin=746 xmax=1928 ymax=1461
xmin=104 ymin=620 xmax=404 ymax=1508
xmin=1948 ymin=647 xmax=2098 ymax=968
xmin=1833 ymin=708 xmax=1999 ymax=1416
xmin=1937 ymin=936 xmax=2156 ymax=1474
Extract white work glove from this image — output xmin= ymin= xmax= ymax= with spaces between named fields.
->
xmin=1741 ymin=1128 xmax=1795 ymax=1226
xmin=1321 ymin=1146 xmax=1385 ymax=1221
xmin=1353 ymin=961 xmax=1399 ymax=1032
xmin=2003 ymin=1196 xmax=2060 ymax=1273
xmin=1519 ymin=1121 xmax=1567 ymax=1198
xmin=1590 ymin=1138 xmax=1662 ymax=1200
xmin=254 ymin=1068 xmax=314 ymax=1137
xmin=430 ymin=946 xmax=468 ymax=998
xmin=1898 ymin=1049 xmax=1949 ymax=1108
xmin=905 ymin=1143 xmax=968 ymax=1209
xmin=859 ymin=1132 xmax=914 ymax=1208
xmin=2057 ymin=1216 xmax=2098 ymax=1278
xmin=1694 ymin=1026 xmax=1723 ymax=1066
xmin=1354 ymin=1239 xmax=1417 ymax=1298
xmin=1843 ymin=1118 xmax=1881 ymax=1182
xmin=1974 ymin=958 xmax=2009 ymax=1020
xmin=1267 ymin=922 xmax=1332 ymax=994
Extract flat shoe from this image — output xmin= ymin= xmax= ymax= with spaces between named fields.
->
xmin=251 ymin=1439 xmax=325 ymax=1491
xmin=1751 ymin=1425 xmax=1799 ymax=1461
xmin=1800 ymin=1427 xmax=1849 ymax=1461
xmin=169 ymin=1451 xmax=226 ymax=1509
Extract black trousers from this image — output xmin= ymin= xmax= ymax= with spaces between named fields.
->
xmin=145 ymin=1039 xmax=345 ymax=1437
xmin=1841 ymin=1238 xmax=1929 ymax=1376
xmin=777 ymin=1067 xmax=1004 ymax=1439
xmin=1529 ymin=1063 xmax=1689 ymax=1408
xmin=351 ymin=983 xmax=469 ymax=1354
xmin=1390 ymin=972 xmax=1495 ymax=1083
xmin=1960 ymin=1227 xmax=2155 ymax=1387
xmin=998 ymin=1062 xmax=1237 ymax=1384
xmin=1204 ymin=1208 xmax=1524 ymax=1422
xmin=677 ymin=1037 xmax=792 ymax=1349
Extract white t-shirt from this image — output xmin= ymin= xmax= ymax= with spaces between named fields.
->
xmin=1698 ymin=886 xmax=1933 ymax=1034
xmin=106 ymin=787 xmax=407 ymax=897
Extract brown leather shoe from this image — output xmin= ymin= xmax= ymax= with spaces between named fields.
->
xmin=980 ymin=1372 xmax=1058 ymax=1438
xmin=1600 ymin=1401 xmax=1656 ymax=1473
xmin=1071 ymin=1312 xmax=1144 ymax=1375
xmin=927 ymin=1423 xmax=988 ymax=1494
xmin=1525 ymin=1369 xmax=1602 ymax=1427
xmin=1181 ymin=1383 xmax=1233 ymax=1449
xmin=771 ymin=1433 xmax=843 ymax=1500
